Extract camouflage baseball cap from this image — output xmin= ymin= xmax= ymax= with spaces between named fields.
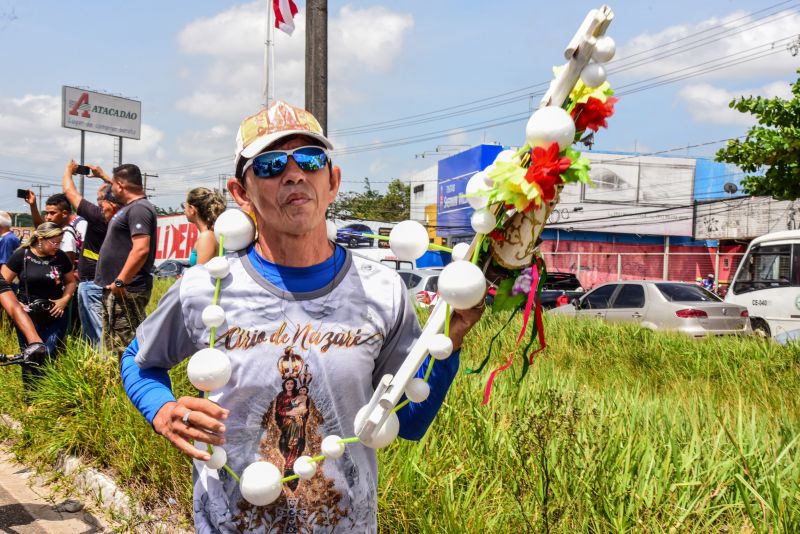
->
xmin=234 ymin=100 xmax=333 ymax=178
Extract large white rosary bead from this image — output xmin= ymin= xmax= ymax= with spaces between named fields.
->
xmin=470 ymin=208 xmax=496 ymax=234
xmin=214 ymin=209 xmax=256 ymax=252
xmin=293 ymin=456 xmax=317 ymax=480
xmin=405 ymin=378 xmax=431 ymax=403
xmin=354 ymin=406 xmax=399 ymax=449
xmin=201 ymin=305 xmax=226 ymax=328
xmin=437 ymin=260 xmax=486 ymax=310
xmin=592 ymin=35 xmax=616 ymax=63
xmin=204 ymin=446 xmax=227 ymax=470
xmin=187 ymin=348 xmax=232 ymax=392
xmin=205 ymin=256 xmax=230 ymax=279
xmin=389 ymin=220 xmax=430 ymax=261
xmin=326 ymin=220 xmax=338 ymax=242
xmin=580 ymin=63 xmax=607 ymax=88
xmin=321 ymin=435 xmax=345 ymax=459
xmin=465 ymin=172 xmax=490 ymax=210
xmin=525 ymin=106 xmax=576 ymax=151
xmin=428 ymin=334 xmax=454 ymax=360
xmin=240 ymin=461 xmax=283 ymax=506
xmin=494 ymin=149 xmax=517 ymax=164
xmin=451 ymin=242 xmax=470 ymax=262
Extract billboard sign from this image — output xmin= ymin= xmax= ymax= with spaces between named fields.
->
xmin=156 ymin=214 xmax=196 ymax=264
xmin=437 ymin=144 xmax=503 ymax=238
xmin=62 ymin=86 xmax=141 ymax=139
xmin=549 ymin=153 xmax=696 ymax=236
xmin=693 ymin=197 xmax=798 ymax=239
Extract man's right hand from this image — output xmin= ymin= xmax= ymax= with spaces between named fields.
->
xmin=152 ymin=396 xmax=229 ymax=461
xmin=66 ymin=159 xmax=79 ymax=176
xmin=23 ymin=190 xmax=36 ymax=207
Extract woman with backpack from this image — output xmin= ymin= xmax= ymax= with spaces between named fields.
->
xmin=0 ymin=222 xmax=76 ymax=394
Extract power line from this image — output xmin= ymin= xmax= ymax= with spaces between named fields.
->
xmin=329 ymin=2 xmax=798 ymax=136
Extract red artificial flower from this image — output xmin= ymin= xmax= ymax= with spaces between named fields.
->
xmin=523 ymin=142 xmax=570 ymax=202
xmin=490 ymin=229 xmax=505 ymax=242
xmin=571 ymin=96 xmax=618 ymax=133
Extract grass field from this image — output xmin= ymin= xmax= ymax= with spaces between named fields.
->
xmin=1 ymin=277 xmax=798 ymax=532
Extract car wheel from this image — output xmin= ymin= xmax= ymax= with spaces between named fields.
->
xmin=368 ymin=238 xmax=374 ymax=247
xmin=750 ymin=318 xmax=771 ymax=339
xmin=348 ymin=237 xmax=359 ymax=248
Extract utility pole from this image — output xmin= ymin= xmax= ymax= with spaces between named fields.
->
xmin=305 ymin=0 xmax=328 ymax=134
xmin=30 ymin=184 xmax=51 ymax=212
xmin=218 ymin=174 xmax=232 ymax=205
xmin=141 ymin=173 xmax=158 ymax=195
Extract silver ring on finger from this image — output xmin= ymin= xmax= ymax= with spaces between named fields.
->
xmin=182 ymin=410 xmax=192 ymax=426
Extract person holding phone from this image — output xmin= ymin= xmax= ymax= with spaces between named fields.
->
xmin=23 ymin=191 xmax=87 ymax=267
xmin=61 ymin=160 xmax=123 ymax=346
xmin=0 ymin=222 xmax=76 ymax=395
xmin=0 ymin=211 xmax=20 ymax=269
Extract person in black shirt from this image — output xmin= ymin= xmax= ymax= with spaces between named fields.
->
xmin=92 ymin=163 xmax=157 ymax=358
xmin=1 ymin=222 xmax=76 ymax=393
xmin=61 ymin=159 xmax=122 ymax=346
xmin=0 ymin=278 xmax=43 ymax=345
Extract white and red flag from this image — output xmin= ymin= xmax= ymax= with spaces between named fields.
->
xmin=273 ymin=0 xmax=299 ymax=35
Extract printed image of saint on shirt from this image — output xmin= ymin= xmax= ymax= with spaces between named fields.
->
xmin=235 ymin=347 xmax=345 ymax=533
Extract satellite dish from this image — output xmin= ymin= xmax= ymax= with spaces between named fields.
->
xmin=723 ymin=182 xmax=738 ymax=194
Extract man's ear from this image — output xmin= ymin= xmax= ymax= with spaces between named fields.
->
xmin=329 ymin=165 xmax=342 ymax=202
xmin=228 ymin=177 xmax=253 ymax=213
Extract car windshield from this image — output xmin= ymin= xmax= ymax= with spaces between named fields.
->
xmin=398 ymin=272 xmax=421 ymax=289
xmin=732 ymin=243 xmax=796 ymax=294
xmin=656 ymin=283 xmax=721 ymax=302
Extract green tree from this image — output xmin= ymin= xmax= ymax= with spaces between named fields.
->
xmin=715 ymin=69 xmax=800 ymax=200
xmin=329 ymin=178 xmax=410 ymax=221
xmin=154 ymin=205 xmax=183 ymax=216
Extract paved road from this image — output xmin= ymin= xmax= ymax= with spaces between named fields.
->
xmin=0 ymin=450 xmax=106 ymax=533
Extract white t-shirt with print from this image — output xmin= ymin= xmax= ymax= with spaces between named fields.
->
xmin=135 ymin=249 xmax=420 ymax=534
xmin=60 ymin=218 xmax=87 ymax=255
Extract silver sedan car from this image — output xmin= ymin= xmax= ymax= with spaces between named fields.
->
xmin=549 ymin=281 xmax=751 ymax=337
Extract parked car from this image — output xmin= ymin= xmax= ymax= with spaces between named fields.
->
xmin=539 ymin=272 xmax=585 ymax=309
xmin=154 ymin=259 xmax=188 ymax=279
xmin=398 ymin=268 xmax=441 ymax=307
xmin=549 ymin=280 xmax=751 ymax=337
xmin=335 ymin=223 xmax=374 ymax=248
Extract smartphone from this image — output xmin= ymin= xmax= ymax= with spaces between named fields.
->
xmin=74 ymin=165 xmax=91 ymax=175
xmin=16 ymin=188 xmax=29 ymax=199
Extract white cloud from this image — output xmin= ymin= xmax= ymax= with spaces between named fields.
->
xmin=678 ymin=79 xmax=794 ymax=125
xmin=0 ymin=94 xmax=165 ymax=172
xmin=614 ymin=9 xmax=800 ymax=82
xmin=176 ymin=124 xmax=233 ymax=160
xmin=334 ymin=5 xmax=414 ymax=71
xmin=175 ymin=2 xmax=414 ymax=123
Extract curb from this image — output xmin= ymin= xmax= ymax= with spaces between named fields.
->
xmin=0 ymin=413 xmax=188 ymax=533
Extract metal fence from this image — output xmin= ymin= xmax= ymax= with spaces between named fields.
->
xmin=541 ymin=251 xmax=746 ymax=294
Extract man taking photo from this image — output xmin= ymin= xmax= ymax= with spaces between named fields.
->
xmin=60 ymin=160 xmax=123 ymax=346
xmin=93 ymin=164 xmax=157 ymax=357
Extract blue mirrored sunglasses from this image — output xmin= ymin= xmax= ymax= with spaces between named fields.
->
xmin=248 ymin=146 xmax=329 ymax=178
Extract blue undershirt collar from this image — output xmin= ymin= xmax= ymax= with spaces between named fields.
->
xmin=246 ymin=243 xmax=346 ymax=293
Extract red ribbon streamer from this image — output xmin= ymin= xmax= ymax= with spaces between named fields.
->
xmin=482 ymin=262 xmax=546 ymax=405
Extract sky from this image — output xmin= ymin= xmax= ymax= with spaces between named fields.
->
xmin=0 ymin=0 xmax=798 ymax=214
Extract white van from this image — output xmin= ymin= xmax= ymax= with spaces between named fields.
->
xmin=724 ymin=229 xmax=800 ymax=338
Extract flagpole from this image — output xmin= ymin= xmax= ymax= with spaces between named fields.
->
xmin=269 ymin=10 xmax=275 ymax=105
xmin=264 ymin=0 xmax=272 ymax=108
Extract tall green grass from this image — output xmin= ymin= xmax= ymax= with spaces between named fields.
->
xmin=0 ymin=279 xmax=798 ymax=532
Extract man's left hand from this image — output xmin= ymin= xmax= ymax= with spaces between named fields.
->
xmin=447 ymin=299 xmax=486 ymax=351
xmin=106 ymin=283 xmax=127 ymax=297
